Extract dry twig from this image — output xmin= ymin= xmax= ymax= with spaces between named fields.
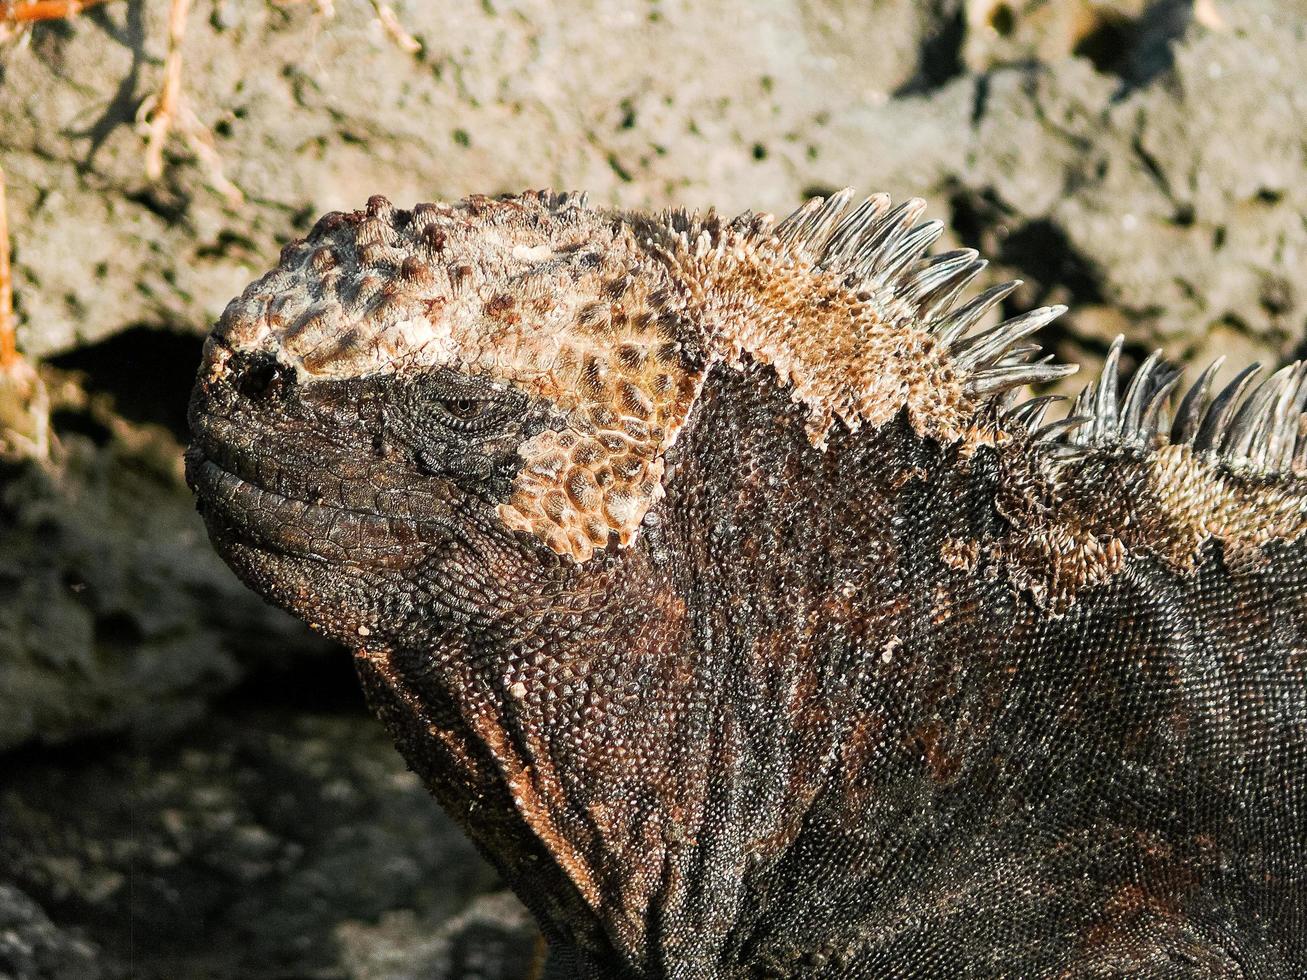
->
xmin=137 ymin=0 xmax=243 ymax=204
xmin=370 ymin=0 xmax=420 ymax=54
xmin=0 ymin=0 xmax=113 ymax=43
xmin=141 ymin=0 xmax=189 ymax=183
xmin=287 ymin=0 xmax=420 ymax=53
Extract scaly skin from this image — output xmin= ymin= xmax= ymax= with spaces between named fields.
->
xmin=187 ymin=191 xmax=1307 ymax=977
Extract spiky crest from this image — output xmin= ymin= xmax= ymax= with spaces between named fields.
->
xmin=989 ymin=333 xmax=1307 ymax=612
xmin=1016 ymin=333 xmax=1307 ymax=480
xmin=645 ymin=188 xmax=1076 ymax=450
xmin=759 ymin=188 xmax=1077 ymax=403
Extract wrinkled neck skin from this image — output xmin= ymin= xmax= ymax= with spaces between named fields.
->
xmin=357 ymin=357 xmax=990 ymax=977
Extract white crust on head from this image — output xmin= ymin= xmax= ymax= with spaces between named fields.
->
xmin=215 ymin=193 xmax=705 ymax=562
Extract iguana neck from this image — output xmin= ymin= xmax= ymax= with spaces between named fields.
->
xmin=640 ymin=208 xmax=973 ymax=447
xmin=359 ymin=356 xmax=1012 ymax=975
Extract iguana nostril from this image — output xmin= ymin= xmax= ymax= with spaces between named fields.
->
xmin=235 ymin=354 xmax=291 ymax=401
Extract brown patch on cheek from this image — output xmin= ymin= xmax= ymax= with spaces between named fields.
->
xmin=484 ymin=292 xmax=520 ymax=324
xmin=498 ymin=431 xmax=669 ymax=562
xmin=496 ymin=295 xmax=707 ymax=561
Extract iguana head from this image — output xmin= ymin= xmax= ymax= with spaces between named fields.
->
xmin=187 ymin=189 xmax=1072 ymax=646
xmin=186 ymin=191 xmax=703 ymax=650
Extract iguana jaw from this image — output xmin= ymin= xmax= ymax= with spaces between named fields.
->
xmin=185 ymin=336 xmax=521 ymax=648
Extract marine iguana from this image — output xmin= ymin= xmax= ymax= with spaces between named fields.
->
xmin=186 ymin=189 xmax=1307 ymax=978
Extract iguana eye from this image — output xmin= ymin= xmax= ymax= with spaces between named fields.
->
xmin=434 ymin=395 xmax=500 ymax=431
xmin=443 ymin=398 xmax=482 ymax=419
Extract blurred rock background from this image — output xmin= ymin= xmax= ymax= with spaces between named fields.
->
xmin=0 ymin=0 xmax=1303 ymax=976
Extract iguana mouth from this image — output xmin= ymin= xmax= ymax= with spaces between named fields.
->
xmin=188 ymin=453 xmax=360 ymax=559
xmin=186 ymin=450 xmax=460 ymax=566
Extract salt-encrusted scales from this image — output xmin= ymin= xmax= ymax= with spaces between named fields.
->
xmin=190 ymin=190 xmax=1307 ymax=978
xmin=211 ymin=192 xmax=707 ymax=562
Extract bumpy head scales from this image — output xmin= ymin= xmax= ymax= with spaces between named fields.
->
xmin=211 ymin=192 xmax=709 ymax=563
xmin=211 ymin=189 xmax=1075 ymax=562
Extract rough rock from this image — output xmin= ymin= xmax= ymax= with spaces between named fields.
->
xmin=0 ymin=708 xmax=533 ymax=979
xmin=0 ymin=885 xmax=101 ymax=980
xmin=0 ymin=398 xmax=330 ymax=752
xmin=0 ymin=0 xmax=1301 ymax=376
xmin=337 ymin=893 xmax=539 ymax=980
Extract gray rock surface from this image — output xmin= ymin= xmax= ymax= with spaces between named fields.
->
xmin=0 ymin=885 xmax=101 ymax=980
xmin=338 ymin=893 xmax=539 ymax=980
xmin=1 ymin=0 xmax=1302 ymax=371
xmin=1 ymin=0 xmax=1304 ymax=976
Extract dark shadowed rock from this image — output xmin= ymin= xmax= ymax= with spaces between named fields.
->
xmin=0 ymin=416 xmax=330 ymax=751
xmin=0 ymin=885 xmax=101 ymax=980
xmin=0 ymin=709 xmax=534 ymax=979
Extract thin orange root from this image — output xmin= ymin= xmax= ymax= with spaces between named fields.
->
xmin=0 ymin=0 xmax=113 ymax=24
xmin=0 ymin=163 xmax=16 ymax=369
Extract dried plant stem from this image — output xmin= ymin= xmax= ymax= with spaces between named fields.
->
xmin=0 ymin=163 xmax=51 ymax=462
xmin=256 ymin=0 xmax=420 ymax=52
xmin=0 ymin=0 xmax=112 ymax=23
xmin=370 ymin=0 xmax=420 ymax=54
xmin=137 ymin=0 xmax=242 ymax=204
xmin=142 ymin=0 xmax=190 ymax=183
